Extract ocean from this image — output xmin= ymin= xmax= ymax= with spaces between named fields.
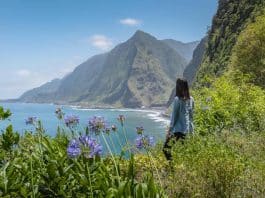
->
xmin=0 ymin=102 xmax=169 ymax=152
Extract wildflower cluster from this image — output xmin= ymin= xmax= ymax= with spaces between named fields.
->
xmin=88 ymin=116 xmax=106 ymax=135
xmin=67 ymin=139 xmax=81 ymax=158
xmin=134 ymin=126 xmax=155 ymax=149
xmin=64 ymin=115 xmax=79 ymax=128
xmin=67 ymin=135 xmax=103 ymax=158
xmin=135 ymin=135 xmax=155 ymax=149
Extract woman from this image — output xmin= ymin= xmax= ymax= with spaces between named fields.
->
xmin=163 ymin=78 xmax=194 ymax=160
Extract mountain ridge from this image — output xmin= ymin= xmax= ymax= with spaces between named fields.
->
xmin=194 ymin=0 xmax=265 ymax=87
xmin=161 ymin=39 xmax=199 ymax=62
xmin=18 ymin=30 xmax=198 ymax=108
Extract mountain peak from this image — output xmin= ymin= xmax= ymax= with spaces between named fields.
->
xmin=130 ymin=30 xmax=157 ymax=42
xmin=134 ymin=29 xmax=147 ymax=35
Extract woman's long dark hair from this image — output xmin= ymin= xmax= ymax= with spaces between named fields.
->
xmin=175 ymin=78 xmax=190 ymax=100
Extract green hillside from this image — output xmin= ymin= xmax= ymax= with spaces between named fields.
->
xmin=183 ymin=37 xmax=207 ymax=85
xmin=229 ymin=12 xmax=265 ymax=88
xmin=195 ymin=0 xmax=265 ymax=87
xmin=20 ymin=79 xmax=61 ymax=103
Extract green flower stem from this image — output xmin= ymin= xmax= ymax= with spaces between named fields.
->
xmin=85 ymin=162 xmax=94 ymax=198
xmin=101 ymin=133 xmax=120 ymax=183
xmin=108 ymin=134 xmax=117 ymax=154
xmin=114 ymin=132 xmax=123 ymax=152
xmin=121 ymin=125 xmax=130 ymax=152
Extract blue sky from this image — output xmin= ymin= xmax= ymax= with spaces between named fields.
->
xmin=0 ymin=0 xmax=218 ymax=99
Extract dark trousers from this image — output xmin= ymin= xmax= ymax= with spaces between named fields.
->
xmin=163 ymin=132 xmax=186 ymax=160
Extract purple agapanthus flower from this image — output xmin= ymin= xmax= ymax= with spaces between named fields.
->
xmin=148 ymin=136 xmax=155 ymax=146
xmin=64 ymin=115 xmax=79 ymax=127
xmin=25 ymin=116 xmax=37 ymax=125
xmin=67 ymin=139 xmax=81 ymax=158
xmin=88 ymin=116 xmax=106 ymax=134
xmin=135 ymin=135 xmax=155 ymax=149
xmin=79 ymin=135 xmax=91 ymax=147
xmin=70 ymin=135 xmax=103 ymax=158
xmin=90 ymin=143 xmax=103 ymax=157
xmin=87 ymin=138 xmax=103 ymax=158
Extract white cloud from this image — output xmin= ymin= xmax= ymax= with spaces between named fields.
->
xmin=0 ymin=56 xmax=87 ymax=99
xmin=120 ymin=18 xmax=141 ymax=26
xmin=89 ymin=35 xmax=113 ymax=50
xmin=16 ymin=69 xmax=31 ymax=77
xmin=0 ymin=69 xmax=51 ymax=99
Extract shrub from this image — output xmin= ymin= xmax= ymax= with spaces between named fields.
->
xmin=149 ymin=132 xmax=265 ymax=197
xmin=193 ymin=74 xmax=265 ymax=135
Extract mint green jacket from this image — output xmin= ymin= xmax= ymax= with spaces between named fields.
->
xmin=169 ymin=96 xmax=194 ymax=134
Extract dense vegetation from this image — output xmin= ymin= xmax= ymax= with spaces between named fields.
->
xmin=230 ymin=13 xmax=265 ymax=88
xmin=195 ymin=0 xmax=265 ymax=87
xmin=183 ymin=37 xmax=207 ymax=85
xmin=1 ymin=0 xmax=265 ymax=197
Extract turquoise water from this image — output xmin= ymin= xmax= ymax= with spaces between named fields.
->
xmin=0 ymin=103 xmax=168 ymax=152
